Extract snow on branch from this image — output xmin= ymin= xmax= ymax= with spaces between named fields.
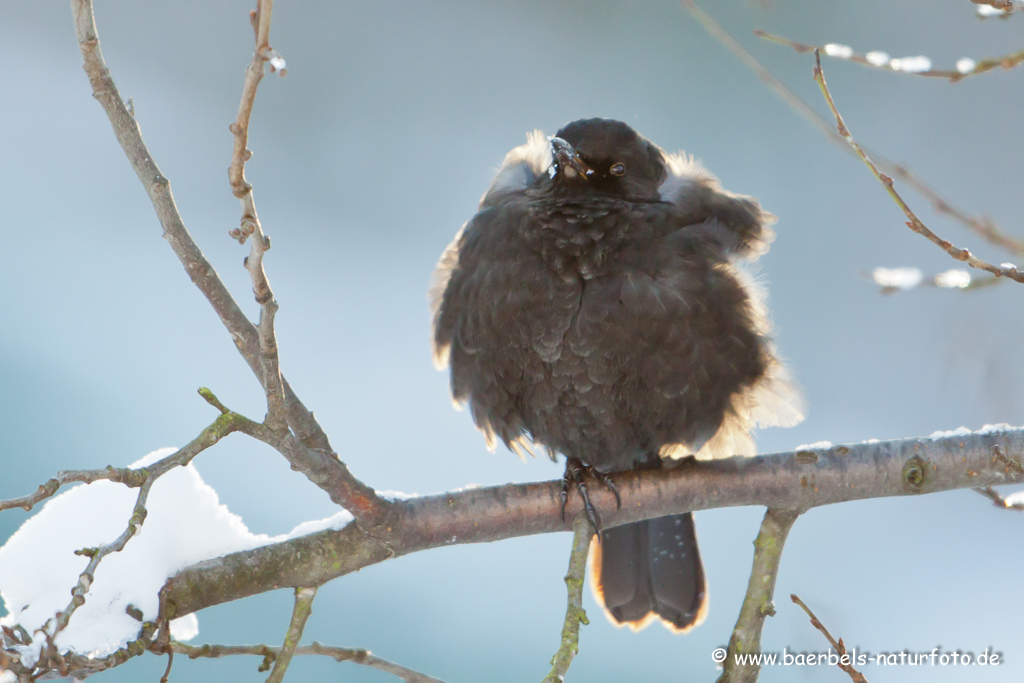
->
xmin=756 ymin=30 xmax=1024 ymax=81
xmin=972 ymin=0 xmax=1024 ymax=17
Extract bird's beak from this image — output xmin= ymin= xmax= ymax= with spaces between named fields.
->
xmin=549 ymin=136 xmax=593 ymax=180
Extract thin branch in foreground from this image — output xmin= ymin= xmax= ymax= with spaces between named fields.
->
xmin=171 ymin=641 xmax=447 ymax=683
xmin=541 ymin=513 xmax=592 ymax=683
xmin=266 ymin=586 xmax=317 ymax=683
xmin=886 ymin=164 xmax=1024 ymax=259
xmin=717 ymin=509 xmax=799 ymax=683
xmin=811 ymin=50 xmax=1024 ymax=284
xmin=682 ymin=0 xmax=1024 ymax=260
xmin=756 ymin=30 xmax=1024 ymax=81
xmin=69 ymin=0 xmax=386 ymax=518
xmin=974 ymin=486 xmax=1024 ymax=510
xmin=790 ymin=595 xmax=869 ymax=683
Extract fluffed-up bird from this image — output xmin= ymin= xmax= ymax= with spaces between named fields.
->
xmin=430 ymin=118 xmax=803 ymax=633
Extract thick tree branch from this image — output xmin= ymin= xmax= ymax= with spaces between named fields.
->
xmin=717 ymin=509 xmax=799 ymax=683
xmin=160 ymin=428 xmax=1024 ymax=620
xmin=541 ymin=514 xmax=592 ymax=683
xmin=69 ymin=0 xmax=385 ymax=518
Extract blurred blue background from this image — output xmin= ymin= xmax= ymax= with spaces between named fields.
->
xmin=2 ymin=1 xmax=1023 ymax=681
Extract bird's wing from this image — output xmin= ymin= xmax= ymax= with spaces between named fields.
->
xmin=479 ymin=130 xmax=551 ymax=208
xmin=575 ymin=231 xmax=804 ymax=461
xmin=659 ymin=152 xmax=775 ymax=261
xmin=430 ymin=202 xmax=580 ymax=454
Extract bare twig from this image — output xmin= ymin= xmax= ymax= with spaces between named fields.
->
xmin=69 ymin=0 xmax=385 ymax=518
xmin=0 ymin=467 xmax=145 ymax=514
xmin=975 ymin=485 xmax=1024 ymax=510
xmin=171 ymin=641 xmax=447 ymax=683
xmin=541 ymin=513 xmax=592 ymax=683
xmin=717 ymin=509 xmax=799 ymax=683
xmin=683 ymin=1 xmax=1024 ymax=260
xmin=266 ymin=586 xmax=317 ymax=683
xmin=227 ymin=0 xmax=288 ymax=431
xmin=812 ymin=50 xmax=1024 ymax=284
xmin=1 ymin=395 xmax=244 ymax=515
xmin=756 ymin=30 xmax=1024 ymax=81
xmin=791 ymin=595 xmax=869 ymax=683
xmin=886 ymin=165 xmax=1024 ymax=258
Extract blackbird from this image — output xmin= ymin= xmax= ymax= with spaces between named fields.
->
xmin=430 ymin=118 xmax=803 ymax=633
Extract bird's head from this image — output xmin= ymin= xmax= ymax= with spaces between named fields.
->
xmin=547 ymin=118 xmax=667 ymax=199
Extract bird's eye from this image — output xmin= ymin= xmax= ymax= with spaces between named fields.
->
xmin=609 ymin=162 xmax=626 ymax=177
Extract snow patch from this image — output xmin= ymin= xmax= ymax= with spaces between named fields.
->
xmin=0 ymin=448 xmax=352 ymax=667
xmin=934 ymin=269 xmax=971 ymax=289
xmin=929 ymin=427 xmax=973 ymax=439
xmin=871 ymin=266 xmax=922 ymax=290
xmin=976 ymin=5 xmax=1006 ymax=16
xmin=823 ymin=43 xmax=854 ymax=59
xmin=890 ymin=56 xmax=933 ymax=73
xmin=865 ymin=51 xmax=891 ymax=66
xmin=795 ymin=441 xmax=833 ymax=450
xmin=376 ymin=490 xmax=418 ymax=501
xmin=978 ymin=423 xmax=1020 ymax=434
xmin=956 ymin=58 xmax=977 ymax=74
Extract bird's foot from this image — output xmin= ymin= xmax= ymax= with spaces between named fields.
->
xmin=560 ymin=457 xmax=622 ymax=533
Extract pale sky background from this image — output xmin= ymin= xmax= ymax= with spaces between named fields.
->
xmin=2 ymin=1 xmax=1024 ymax=681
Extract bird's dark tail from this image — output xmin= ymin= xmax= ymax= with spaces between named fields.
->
xmin=589 ymin=512 xmax=708 ymax=633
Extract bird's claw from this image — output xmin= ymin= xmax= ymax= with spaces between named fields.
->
xmin=560 ymin=457 xmax=620 ymax=534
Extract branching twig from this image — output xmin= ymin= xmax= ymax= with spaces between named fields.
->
xmin=757 ymin=30 xmax=1024 ymax=81
xmin=811 ymin=50 xmax=1024 ymax=284
xmin=683 ymin=1 xmax=1024 ymax=261
xmin=16 ymin=400 xmax=249 ymax=677
xmin=69 ymin=0 xmax=386 ymax=519
xmin=717 ymin=509 xmax=799 ymax=683
xmin=1 ymin=393 xmax=244 ymax=515
xmin=171 ymin=641 xmax=447 ymax=683
xmin=541 ymin=513 xmax=592 ymax=683
xmin=266 ymin=586 xmax=317 ymax=683
xmin=791 ymin=595 xmax=869 ymax=683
